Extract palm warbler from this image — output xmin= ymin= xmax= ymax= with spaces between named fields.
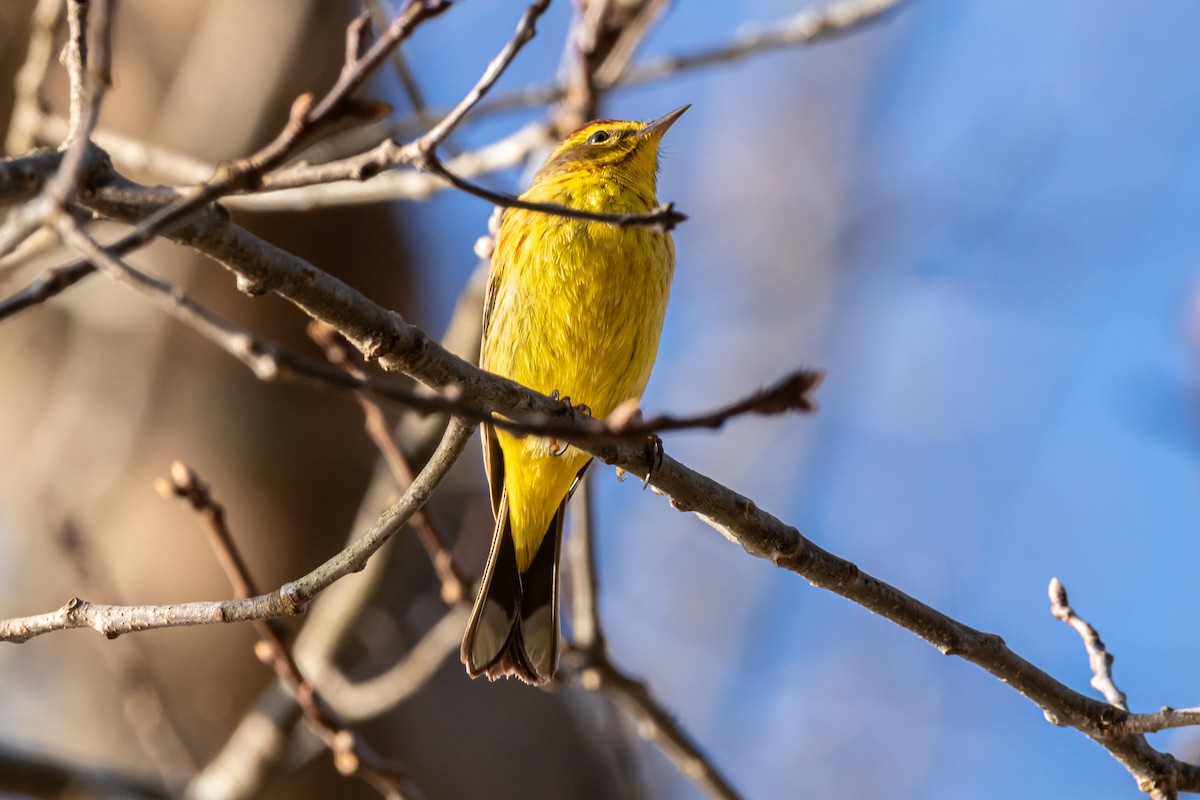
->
xmin=461 ymin=106 xmax=688 ymax=685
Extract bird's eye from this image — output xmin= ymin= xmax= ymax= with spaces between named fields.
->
xmin=587 ymin=130 xmax=611 ymax=145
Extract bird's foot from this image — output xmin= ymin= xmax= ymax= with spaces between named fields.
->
xmin=548 ymin=390 xmax=592 ymax=457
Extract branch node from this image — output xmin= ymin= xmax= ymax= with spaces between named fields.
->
xmin=277 ymin=582 xmax=306 ymax=615
xmin=234 ymin=273 xmax=267 ymax=297
xmin=287 ymin=92 xmax=316 ymax=131
xmin=332 ymin=730 xmax=359 ymax=775
xmin=1043 ymin=709 xmax=1066 ymax=727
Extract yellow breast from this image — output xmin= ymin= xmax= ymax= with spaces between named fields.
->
xmin=481 ymin=174 xmax=675 ymax=568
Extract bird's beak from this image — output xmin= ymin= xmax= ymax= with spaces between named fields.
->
xmin=640 ymin=104 xmax=690 ymax=139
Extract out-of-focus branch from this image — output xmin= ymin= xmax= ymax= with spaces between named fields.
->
xmin=309 ymin=321 xmax=470 ymax=604
xmin=563 ymin=477 xmax=740 ymax=800
xmin=56 ymin=521 xmax=198 ymax=790
xmin=0 ymin=0 xmax=111 ymax=260
xmin=184 ymin=682 xmax=301 ymax=800
xmin=566 ymin=475 xmax=603 ymax=653
xmin=5 ymin=0 xmax=64 ymax=156
xmin=315 ymin=605 xmax=469 ymax=722
xmin=0 ymin=743 xmax=169 ymax=800
xmin=556 ymin=0 xmax=671 ymax=133
xmin=158 ymin=462 xmax=420 ymax=800
xmin=36 ymin=114 xmax=213 ymax=184
xmin=400 ymin=0 xmax=905 ymax=127
xmin=227 ymin=121 xmax=552 ymax=211
xmin=188 ymin=277 xmax=493 ymax=800
xmin=0 ymin=0 xmax=449 ymax=304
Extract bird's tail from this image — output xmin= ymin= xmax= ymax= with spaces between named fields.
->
xmin=461 ymin=488 xmax=564 ymax=685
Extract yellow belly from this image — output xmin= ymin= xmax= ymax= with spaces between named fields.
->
xmin=482 ymin=203 xmax=674 ymax=570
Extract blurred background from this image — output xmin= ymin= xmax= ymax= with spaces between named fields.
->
xmin=2 ymin=1 xmax=1200 ymax=799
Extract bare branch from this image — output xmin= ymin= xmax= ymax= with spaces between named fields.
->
xmin=158 ymin=462 xmax=420 ymax=800
xmin=309 ymin=321 xmax=470 ymax=604
xmin=15 ymin=210 xmax=814 ymax=454
xmin=0 ymin=417 xmax=477 ymax=643
xmin=55 ymin=520 xmax=198 ymax=789
xmin=556 ymin=0 xmax=671 ymax=132
xmin=0 ymin=0 xmax=448 ymax=302
xmin=6 ymin=0 xmax=65 ymax=156
xmin=316 ymin=606 xmax=469 ymax=722
xmin=415 ymin=0 xmax=550 ymax=151
xmin=580 ymin=657 xmax=742 ymax=800
xmin=228 ymin=121 xmax=553 ymax=211
xmin=399 ymin=0 xmax=905 ymax=127
xmin=563 ymin=476 xmax=740 ymax=800
xmin=0 ymin=743 xmax=169 ymax=800
xmin=417 ymin=150 xmax=687 ymax=231
xmin=0 ymin=0 xmax=111 ymax=259
xmin=1120 ymin=708 xmax=1200 ymax=738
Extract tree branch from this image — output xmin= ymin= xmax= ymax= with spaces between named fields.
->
xmin=0 ymin=417 xmax=476 ymax=643
xmin=396 ymin=0 xmax=905 ymax=127
xmin=158 ymin=462 xmax=420 ymax=800
xmin=563 ymin=476 xmax=741 ymax=800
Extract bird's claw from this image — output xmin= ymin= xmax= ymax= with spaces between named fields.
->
xmin=642 ymin=433 xmax=663 ymax=489
xmin=548 ymin=390 xmax=592 ymax=457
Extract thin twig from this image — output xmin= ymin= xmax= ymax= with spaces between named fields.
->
xmin=55 ymin=520 xmax=198 ymax=789
xmin=563 ymin=475 xmax=740 ymax=800
xmin=5 ymin=0 xmax=65 ymax=156
xmin=0 ymin=0 xmax=449 ymax=305
xmin=158 ymin=462 xmax=420 ymax=800
xmin=415 ymin=0 xmax=550 ymax=151
xmin=570 ymin=656 xmax=742 ymax=800
xmin=0 ymin=0 xmax=111 ymax=260
xmin=0 ymin=412 xmax=478 ymax=643
xmin=315 ymin=605 xmax=469 ymax=722
xmin=1049 ymin=578 xmax=1128 ymax=711
xmin=308 ymin=321 xmax=470 ymax=604
xmin=233 ymin=120 xmax=552 ymax=208
xmin=418 ymin=150 xmax=687 ymax=230
xmin=409 ymin=0 xmax=905 ymax=125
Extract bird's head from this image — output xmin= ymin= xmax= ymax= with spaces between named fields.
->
xmin=528 ymin=105 xmax=690 ymax=198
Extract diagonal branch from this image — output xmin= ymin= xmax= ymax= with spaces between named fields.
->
xmin=0 ymin=414 xmax=477 ymax=643
xmin=563 ymin=476 xmax=740 ymax=800
xmin=397 ymin=0 xmax=905 ymax=126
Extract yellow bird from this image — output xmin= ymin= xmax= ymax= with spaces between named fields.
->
xmin=461 ymin=106 xmax=688 ymax=685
